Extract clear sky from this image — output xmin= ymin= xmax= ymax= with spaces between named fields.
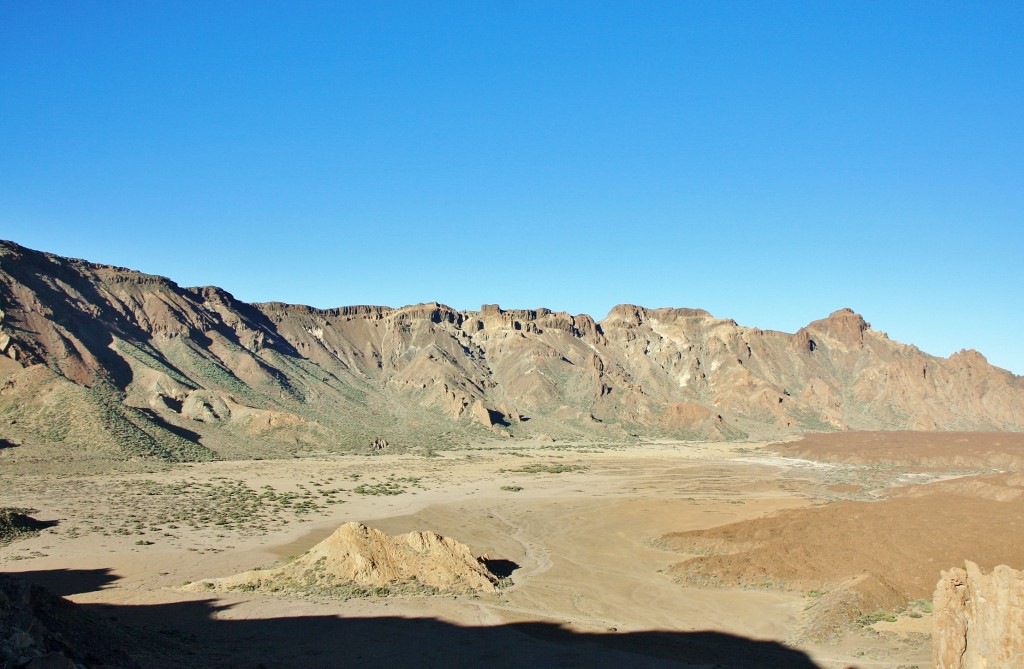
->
xmin=2 ymin=2 xmax=1022 ymax=374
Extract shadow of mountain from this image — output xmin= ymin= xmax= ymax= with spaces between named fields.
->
xmin=12 ymin=567 xmax=119 ymax=597
xmin=136 ymin=408 xmax=204 ymax=444
xmin=0 ymin=251 xmax=137 ymax=389
xmin=7 ymin=568 xmax=824 ymax=669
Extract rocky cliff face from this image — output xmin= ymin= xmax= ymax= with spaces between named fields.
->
xmin=0 ymin=574 xmax=139 ymax=668
xmin=934 ymin=561 xmax=1024 ymax=669
xmin=1 ymin=240 xmax=1022 ymax=460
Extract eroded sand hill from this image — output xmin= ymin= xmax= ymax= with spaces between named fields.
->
xmin=185 ymin=522 xmax=503 ymax=597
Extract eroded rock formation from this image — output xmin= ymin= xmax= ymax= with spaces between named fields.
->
xmin=934 ymin=561 xmax=1024 ymax=668
xmin=185 ymin=522 xmax=504 ymax=596
xmin=2 ymin=239 xmax=1023 ymax=460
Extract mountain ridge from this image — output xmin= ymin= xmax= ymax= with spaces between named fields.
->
xmin=1 ymin=239 xmax=1021 ymax=463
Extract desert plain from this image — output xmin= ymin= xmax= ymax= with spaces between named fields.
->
xmin=5 ymin=431 xmax=1024 ymax=668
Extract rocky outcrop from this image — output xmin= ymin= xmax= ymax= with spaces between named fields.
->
xmin=0 ymin=574 xmax=138 ymax=668
xmin=470 ymin=399 xmax=494 ymax=427
xmin=185 ymin=522 xmax=504 ymax=596
xmin=2 ymin=238 xmax=1023 ymax=460
xmin=934 ymin=561 xmax=1024 ymax=668
xmin=804 ymin=307 xmax=869 ymax=350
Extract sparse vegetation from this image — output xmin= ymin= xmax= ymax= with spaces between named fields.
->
xmin=354 ymin=483 xmax=405 ymax=496
xmin=165 ymin=337 xmax=262 ymax=403
xmin=911 ymin=598 xmax=933 ymax=613
xmin=353 ymin=474 xmax=424 ymax=496
xmin=501 ymin=463 xmax=586 ymax=474
xmin=226 ymin=578 xmax=443 ymax=601
xmin=904 ymin=598 xmax=933 ymax=618
xmin=856 ymin=609 xmax=897 ymax=626
xmin=0 ymin=508 xmax=46 ymax=546
xmin=85 ymin=476 xmax=348 ymax=537
xmin=114 ymin=339 xmax=196 ymax=387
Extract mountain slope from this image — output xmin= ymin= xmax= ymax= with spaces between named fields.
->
xmin=1 ymin=240 xmax=1021 ymax=461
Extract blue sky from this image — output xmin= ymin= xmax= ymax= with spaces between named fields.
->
xmin=2 ymin=2 xmax=1022 ymax=374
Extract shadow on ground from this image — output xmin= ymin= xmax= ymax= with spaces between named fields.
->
xmin=11 ymin=567 xmax=118 ymax=597
xmin=481 ymin=557 xmax=519 ymax=579
xmin=9 ymin=569 xmax=824 ymax=669
xmin=0 ymin=509 xmax=59 ymax=545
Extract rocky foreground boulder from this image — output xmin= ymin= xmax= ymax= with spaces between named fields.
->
xmin=185 ymin=522 xmax=504 ymax=597
xmin=934 ymin=561 xmax=1024 ymax=668
xmin=0 ymin=574 xmax=138 ymax=668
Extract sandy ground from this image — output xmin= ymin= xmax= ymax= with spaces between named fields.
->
xmin=769 ymin=430 xmax=1024 ymax=468
xmin=0 ymin=438 xmax=967 ymax=668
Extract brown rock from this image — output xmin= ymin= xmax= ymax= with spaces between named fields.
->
xmin=662 ymin=401 xmax=713 ymax=427
xmin=497 ymin=403 xmax=520 ymax=423
xmin=470 ymin=399 xmax=493 ymax=427
xmin=934 ymin=561 xmax=1024 ymax=669
xmin=805 ymin=307 xmax=869 ymax=349
xmin=3 ymin=238 xmax=1024 ymax=457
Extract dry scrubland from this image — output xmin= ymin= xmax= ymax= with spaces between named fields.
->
xmin=3 ymin=432 xmax=1023 ymax=668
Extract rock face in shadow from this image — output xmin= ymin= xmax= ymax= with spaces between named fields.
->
xmin=185 ymin=522 xmax=502 ymax=597
xmin=934 ymin=561 xmax=1024 ymax=668
xmin=3 ymin=238 xmax=1024 ymax=459
xmin=0 ymin=574 xmax=138 ymax=668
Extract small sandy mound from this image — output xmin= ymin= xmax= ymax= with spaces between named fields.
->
xmin=185 ymin=522 xmax=504 ymax=597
